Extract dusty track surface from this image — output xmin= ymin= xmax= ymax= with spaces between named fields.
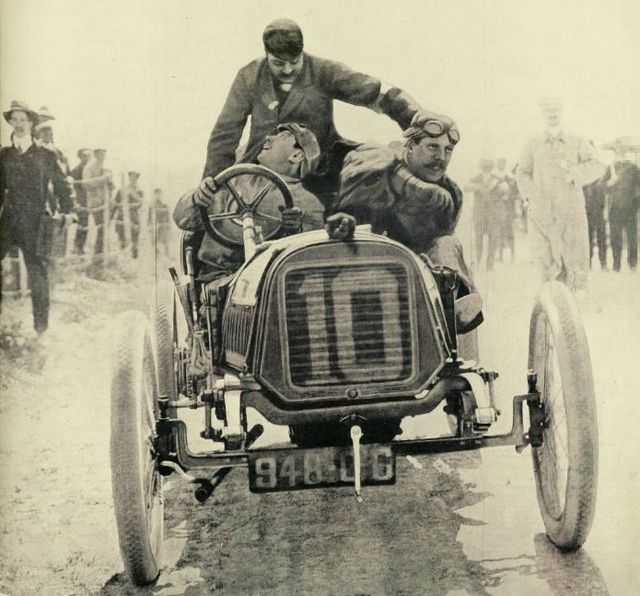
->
xmin=1 ymin=248 xmax=639 ymax=595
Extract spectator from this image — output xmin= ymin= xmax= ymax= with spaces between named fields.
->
xmin=113 ymin=171 xmax=144 ymax=259
xmin=70 ymin=148 xmax=94 ymax=255
xmin=583 ymin=176 xmax=608 ymax=271
xmin=516 ymin=97 xmax=604 ymax=291
xmin=33 ymin=119 xmax=72 ymax=260
xmin=0 ymin=100 xmax=73 ymax=333
xmin=465 ymin=159 xmax=508 ymax=271
xmin=82 ymin=148 xmax=114 ymax=256
xmin=148 ymin=188 xmax=172 ymax=258
xmin=494 ymin=157 xmax=517 ymax=263
xmin=605 ymin=145 xmax=639 ymax=272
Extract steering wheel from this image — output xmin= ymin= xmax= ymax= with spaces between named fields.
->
xmin=197 ymin=164 xmax=294 ymax=248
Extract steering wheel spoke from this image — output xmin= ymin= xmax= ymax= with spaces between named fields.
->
xmin=223 ymin=181 xmax=249 ymax=210
xmin=208 ymin=211 xmax=242 ymax=222
xmin=254 ymin=210 xmax=283 ymax=224
xmin=200 ymin=164 xmax=295 ymax=248
xmin=249 ymin=182 xmax=275 ymax=210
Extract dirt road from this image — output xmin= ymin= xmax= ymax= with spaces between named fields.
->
xmin=1 ymin=250 xmax=638 ymax=595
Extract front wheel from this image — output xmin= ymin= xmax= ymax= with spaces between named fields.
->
xmin=110 ymin=311 xmax=164 ymax=585
xmin=528 ymin=281 xmax=598 ymax=550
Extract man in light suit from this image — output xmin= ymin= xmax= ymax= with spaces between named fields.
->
xmin=516 ymin=98 xmax=604 ymax=291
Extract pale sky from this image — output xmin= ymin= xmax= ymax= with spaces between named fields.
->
xmin=1 ymin=0 xmax=638 ymax=203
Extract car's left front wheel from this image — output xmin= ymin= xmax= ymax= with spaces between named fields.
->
xmin=110 ymin=311 xmax=164 ymax=585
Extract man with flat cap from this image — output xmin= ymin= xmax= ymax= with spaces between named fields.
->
xmin=177 ymin=122 xmax=325 ymax=279
xmin=202 ymin=18 xmax=451 ymax=203
xmin=516 ymin=97 xmax=604 ymax=291
xmin=0 ymin=100 xmax=73 ymax=333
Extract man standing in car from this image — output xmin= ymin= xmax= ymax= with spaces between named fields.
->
xmin=0 ymin=100 xmax=73 ymax=333
xmin=202 ymin=18 xmax=450 ymax=203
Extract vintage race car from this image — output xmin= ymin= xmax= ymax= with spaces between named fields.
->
xmin=109 ymin=164 xmax=599 ymax=585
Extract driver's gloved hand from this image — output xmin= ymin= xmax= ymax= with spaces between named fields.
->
xmin=325 ymin=213 xmax=356 ymax=240
xmin=192 ymin=176 xmax=218 ymax=207
xmin=280 ymin=206 xmax=304 ymax=234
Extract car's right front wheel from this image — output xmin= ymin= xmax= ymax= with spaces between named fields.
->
xmin=528 ymin=281 xmax=598 ymax=551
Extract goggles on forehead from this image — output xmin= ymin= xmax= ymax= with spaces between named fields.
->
xmin=420 ymin=119 xmax=461 ymax=144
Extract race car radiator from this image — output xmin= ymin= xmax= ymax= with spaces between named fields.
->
xmin=283 ymin=263 xmax=413 ymax=387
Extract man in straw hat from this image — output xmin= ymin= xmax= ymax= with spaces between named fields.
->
xmin=516 ymin=97 xmax=604 ymax=291
xmin=202 ymin=18 xmax=453 ymax=204
xmin=176 ymin=122 xmax=325 ymax=279
xmin=0 ymin=100 xmax=73 ymax=333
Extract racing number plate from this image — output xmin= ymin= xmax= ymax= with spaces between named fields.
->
xmin=248 ymin=445 xmax=396 ymax=493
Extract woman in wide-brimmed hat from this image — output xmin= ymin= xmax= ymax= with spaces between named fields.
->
xmin=3 ymin=100 xmax=40 ymax=127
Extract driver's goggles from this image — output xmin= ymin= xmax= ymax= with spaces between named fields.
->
xmin=404 ymin=119 xmax=460 ymax=146
xmin=421 ymin=119 xmax=460 ymax=144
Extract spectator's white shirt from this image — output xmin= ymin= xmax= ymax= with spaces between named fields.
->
xmin=12 ymin=134 xmax=33 ymax=154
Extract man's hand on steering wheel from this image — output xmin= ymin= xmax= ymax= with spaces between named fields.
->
xmin=279 ymin=205 xmax=304 ymax=234
xmin=193 ymin=176 xmax=218 ymax=207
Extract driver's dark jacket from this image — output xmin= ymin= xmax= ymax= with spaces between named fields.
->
xmin=173 ymin=173 xmax=324 ymax=277
xmin=202 ymin=54 xmax=421 ymax=180
xmin=335 ymin=143 xmax=476 ymax=291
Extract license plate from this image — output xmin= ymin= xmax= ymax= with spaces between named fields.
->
xmin=248 ymin=444 xmax=396 ymax=493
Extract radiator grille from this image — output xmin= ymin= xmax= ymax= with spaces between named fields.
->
xmin=222 ymin=304 xmax=255 ymax=365
xmin=284 ymin=263 xmax=413 ymax=386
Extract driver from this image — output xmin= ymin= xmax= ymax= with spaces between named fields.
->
xmin=174 ymin=123 xmax=325 ymax=279
xmin=334 ymin=110 xmax=482 ymax=333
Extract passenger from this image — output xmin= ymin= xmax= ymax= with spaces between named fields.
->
xmin=202 ymin=18 xmax=451 ymax=203
xmin=175 ymin=123 xmax=325 ymax=280
xmin=334 ymin=110 xmax=482 ymax=333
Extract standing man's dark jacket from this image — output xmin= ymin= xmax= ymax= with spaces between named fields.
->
xmin=0 ymin=142 xmax=72 ymax=330
xmin=203 ymin=54 xmax=420 ymax=186
xmin=0 ymin=143 xmax=72 ymax=217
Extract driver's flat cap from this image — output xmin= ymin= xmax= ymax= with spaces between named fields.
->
xmin=263 ymin=19 xmax=303 ymax=59
xmin=277 ymin=122 xmax=320 ymax=178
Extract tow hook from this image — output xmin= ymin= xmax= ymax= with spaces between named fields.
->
xmin=350 ymin=425 xmax=364 ymax=503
